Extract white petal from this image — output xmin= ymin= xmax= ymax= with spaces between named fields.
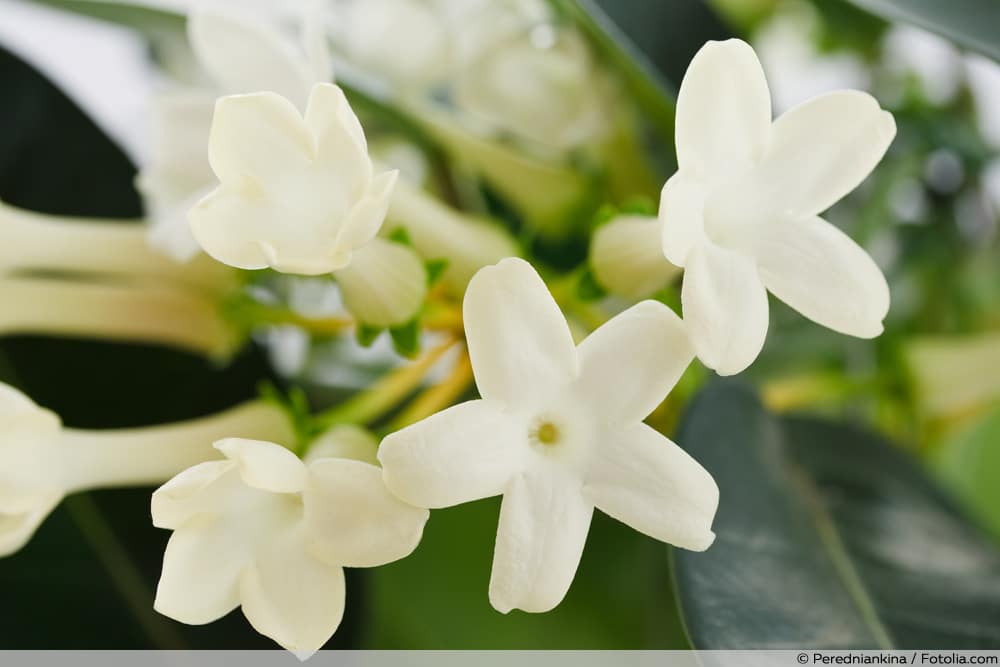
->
xmin=332 ymin=238 xmax=428 ymax=327
xmin=675 ymin=39 xmax=771 ymax=179
xmin=188 ymin=9 xmax=317 ymax=108
xmin=463 ymin=258 xmax=577 ymax=407
xmin=304 ymin=458 xmax=428 ymax=567
xmin=573 ymin=301 xmax=693 ymax=425
xmin=584 ymin=422 xmax=718 ymax=551
xmin=240 ymin=524 xmax=345 ymax=654
xmin=378 ymin=399 xmax=524 ymax=509
xmin=589 ymin=215 xmax=680 ymax=299
xmin=0 ymin=493 xmax=61 ymax=557
xmin=681 ymin=242 xmax=769 ymax=376
xmin=753 ymin=216 xmax=890 ymax=338
xmin=659 ymin=172 xmax=708 ymax=267
xmin=305 ymin=425 xmax=378 ymax=465
xmin=489 ymin=466 xmax=593 ymax=614
xmin=304 ymin=83 xmax=369 ymax=172
xmin=215 ymin=439 xmax=306 ymax=494
xmin=333 ymin=170 xmax=398 ymax=255
xmin=0 ymin=382 xmax=42 ymax=415
xmin=154 ymin=515 xmax=252 ymax=625
xmin=207 ymin=92 xmax=313 ymax=187
xmin=151 ymin=460 xmax=235 ymax=530
xmin=741 ymin=91 xmax=896 ymax=221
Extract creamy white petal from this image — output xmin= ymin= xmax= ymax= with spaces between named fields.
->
xmin=584 ymin=422 xmax=718 ymax=551
xmin=751 ymin=91 xmax=896 ymax=220
xmin=589 ymin=215 xmax=680 ymax=299
xmin=304 ymin=458 xmax=428 ymax=567
xmin=240 ymin=525 xmax=346 ymax=655
xmin=305 ymin=425 xmax=378 ymax=465
xmin=332 ymin=238 xmax=427 ymax=327
xmin=151 ymin=460 xmax=235 ymax=530
xmin=0 ymin=493 xmax=61 ymax=557
xmin=207 ymin=92 xmax=314 ymax=186
xmin=463 ymin=258 xmax=577 ymax=407
xmin=489 ymin=466 xmax=593 ymax=614
xmin=154 ymin=515 xmax=251 ymax=625
xmin=378 ymin=399 xmax=525 ymax=509
xmin=215 ymin=439 xmax=307 ymax=494
xmin=305 ymin=83 xmax=369 ymax=172
xmin=753 ymin=216 xmax=890 ymax=338
xmin=334 ymin=170 xmax=398 ymax=255
xmin=681 ymin=242 xmax=769 ymax=376
xmin=659 ymin=172 xmax=708 ymax=267
xmin=573 ymin=301 xmax=693 ymax=425
xmin=674 ymin=39 xmax=771 ymax=179
xmin=188 ymin=9 xmax=317 ymax=108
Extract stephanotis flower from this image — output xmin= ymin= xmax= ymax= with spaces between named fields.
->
xmin=0 ymin=383 xmax=293 ymax=556
xmin=139 ymin=7 xmax=332 ymax=261
xmin=190 ymin=82 xmax=428 ymax=327
xmin=378 ymin=258 xmax=718 ymax=613
xmin=659 ymin=39 xmax=896 ymax=375
xmin=152 ymin=431 xmax=428 ymax=655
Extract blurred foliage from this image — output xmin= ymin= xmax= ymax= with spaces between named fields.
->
xmin=933 ymin=407 xmax=1000 ymax=542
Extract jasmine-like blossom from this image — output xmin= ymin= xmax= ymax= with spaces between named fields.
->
xmin=189 ymin=83 xmax=428 ymax=327
xmin=152 ymin=430 xmax=428 ymax=655
xmin=588 ymin=214 xmax=681 ymax=299
xmin=378 ymin=258 xmax=718 ymax=613
xmin=0 ymin=384 xmax=294 ymax=556
xmin=660 ymin=39 xmax=895 ymax=375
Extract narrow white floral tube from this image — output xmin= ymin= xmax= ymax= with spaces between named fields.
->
xmin=0 ymin=201 xmax=235 ymax=294
xmin=0 ymin=276 xmax=235 ymax=357
xmin=0 ymin=385 xmax=295 ymax=557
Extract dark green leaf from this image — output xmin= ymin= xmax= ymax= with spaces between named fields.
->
xmin=845 ymin=0 xmax=1000 ymax=62
xmin=356 ymin=324 xmax=384 ymax=348
xmin=673 ymin=382 xmax=1000 ymax=649
xmin=389 ymin=319 xmax=420 ymax=359
xmin=933 ymin=406 xmax=1000 ymax=541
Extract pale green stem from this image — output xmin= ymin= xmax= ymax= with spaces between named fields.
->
xmin=0 ymin=275 xmax=235 ymax=357
xmin=0 ymin=202 xmax=235 ymax=294
xmin=57 ymin=400 xmax=295 ymax=492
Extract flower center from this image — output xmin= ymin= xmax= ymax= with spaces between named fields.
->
xmin=533 ymin=421 xmax=561 ymax=446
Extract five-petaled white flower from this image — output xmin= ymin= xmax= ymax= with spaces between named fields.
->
xmin=660 ymin=39 xmax=895 ymax=376
xmin=378 ymin=258 xmax=718 ymax=614
xmin=152 ymin=430 xmax=428 ymax=655
xmin=190 ymin=82 xmax=427 ymax=327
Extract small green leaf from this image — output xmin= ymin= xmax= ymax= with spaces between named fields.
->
xmin=425 ymin=258 xmax=449 ymax=286
xmin=389 ymin=319 xmax=421 ymax=359
xmin=576 ymin=268 xmax=607 ymax=302
xmin=356 ymin=324 xmax=384 ymax=347
xmin=387 ymin=226 xmax=414 ymax=247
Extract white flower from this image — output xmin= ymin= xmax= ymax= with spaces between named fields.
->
xmin=0 ymin=384 xmax=293 ymax=557
xmin=139 ymin=7 xmax=332 ymax=262
xmin=190 ymin=82 xmax=427 ymax=326
xmin=152 ymin=432 xmax=427 ymax=655
xmin=588 ymin=214 xmax=681 ymax=299
xmin=378 ymin=258 xmax=718 ymax=614
xmin=661 ymin=39 xmax=896 ymax=375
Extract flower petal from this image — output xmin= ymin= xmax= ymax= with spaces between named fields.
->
xmin=331 ymin=238 xmax=428 ymax=327
xmin=154 ymin=515 xmax=252 ymax=625
xmin=573 ymin=300 xmax=693 ymax=424
xmin=753 ymin=216 xmax=890 ymax=338
xmin=333 ymin=170 xmax=398 ymax=256
xmin=463 ymin=258 xmax=577 ymax=408
xmin=215 ymin=439 xmax=306 ymax=494
xmin=659 ymin=171 xmax=708 ymax=267
xmin=681 ymin=242 xmax=769 ymax=376
xmin=378 ymin=399 xmax=524 ymax=509
xmin=740 ymin=91 xmax=896 ymax=221
xmin=584 ymin=422 xmax=718 ymax=551
xmin=188 ymin=187 xmax=274 ymax=270
xmin=0 ymin=493 xmax=61 ymax=557
xmin=589 ymin=215 xmax=680 ymax=299
xmin=675 ymin=39 xmax=771 ymax=180
xmin=305 ymin=425 xmax=378 ymax=465
xmin=304 ymin=458 xmax=428 ymax=567
xmin=151 ymin=460 xmax=236 ymax=530
xmin=188 ymin=9 xmax=317 ymax=108
xmin=207 ymin=91 xmax=313 ymax=187
xmin=304 ymin=83 xmax=369 ymax=171
xmin=489 ymin=466 xmax=593 ymax=613
xmin=240 ymin=524 xmax=345 ymax=655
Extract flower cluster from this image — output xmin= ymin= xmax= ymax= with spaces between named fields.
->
xmin=0 ymin=2 xmax=898 ymax=655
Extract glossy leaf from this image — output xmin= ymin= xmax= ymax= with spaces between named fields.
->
xmin=673 ymin=382 xmax=1000 ymax=649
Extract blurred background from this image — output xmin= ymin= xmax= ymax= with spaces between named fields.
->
xmin=0 ymin=0 xmax=997 ymax=649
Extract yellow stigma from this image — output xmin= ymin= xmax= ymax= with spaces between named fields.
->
xmin=535 ymin=421 xmax=560 ymax=445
